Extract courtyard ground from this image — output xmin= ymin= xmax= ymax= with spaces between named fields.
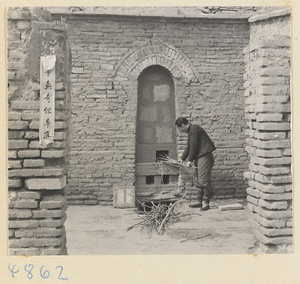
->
xmin=65 ymin=199 xmax=256 ymax=255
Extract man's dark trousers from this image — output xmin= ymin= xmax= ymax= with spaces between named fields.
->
xmin=193 ymin=152 xmax=214 ymax=204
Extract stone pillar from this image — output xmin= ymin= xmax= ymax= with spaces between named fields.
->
xmin=8 ymin=7 xmax=71 ymax=255
xmin=243 ymin=8 xmax=292 ymax=253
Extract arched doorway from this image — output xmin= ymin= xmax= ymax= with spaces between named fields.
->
xmin=135 ymin=65 xmax=179 ymax=202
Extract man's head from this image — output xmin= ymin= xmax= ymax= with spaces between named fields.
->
xmin=175 ymin=117 xmax=190 ymax=133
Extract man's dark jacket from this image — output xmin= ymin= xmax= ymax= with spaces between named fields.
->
xmin=181 ymin=124 xmax=216 ymax=162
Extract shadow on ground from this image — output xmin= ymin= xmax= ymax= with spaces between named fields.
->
xmin=65 ymin=199 xmax=255 ymax=255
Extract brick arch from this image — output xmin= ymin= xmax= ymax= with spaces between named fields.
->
xmin=112 ymin=44 xmax=199 ymax=83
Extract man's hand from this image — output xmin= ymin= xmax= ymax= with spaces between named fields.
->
xmin=186 ymin=161 xmax=192 ymax=168
xmin=178 ymin=159 xmax=183 ymax=164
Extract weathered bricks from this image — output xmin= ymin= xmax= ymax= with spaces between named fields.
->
xmin=40 ymin=194 xmax=66 ymax=209
xmin=25 ymin=176 xmax=67 ymax=190
xmin=8 ymin=7 xmax=70 ymax=255
xmin=15 ymin=199 xmax=38 ymax=209
xmin=23 ymin=159 xmax=45 ymax=167
xmin=9 ymin=168 xmax=65 ymax=177
xmin=244 ymin=11 xmax=292 ymax=253
xmin=18 ymin=150 xmax=40 ymax=158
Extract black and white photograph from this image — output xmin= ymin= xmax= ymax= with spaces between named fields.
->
xmin=7 ymin=6 xmax=293 ymax=256
xmin=5 ymin=4 xmax=293 ymax=260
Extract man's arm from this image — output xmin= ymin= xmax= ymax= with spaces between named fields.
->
xmin=181 ymin=136 xmax=190 ymax=161
xmin=186 ymin=126 xmax=199 ymax=162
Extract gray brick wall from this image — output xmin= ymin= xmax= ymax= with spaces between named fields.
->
xmin=244 ymin=9 xmax=292 ymax=253
xmin=58 ymin=15 xmax=250 ymax=204
xmin=7 ymin=7 xmax=71 ymax=255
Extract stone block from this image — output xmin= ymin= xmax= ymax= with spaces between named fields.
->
xmin=8 ymin=140 xmax=28 ymax=149
xmin=18 ymin=150 xmax=40 ymax=158
xmin=8 ymin=178 xmax=22 ymax=188
xmin=286 ymin=218 xmax=293 ymax=227
xmin=9 ymin=236 xmax=64 ymax=248
xmin=9 ymin=168 xmax=65 ymax=177
xmin=9 ymin=248 xmax=40 ymax=256
xmin=254 ymin=182 xmax=289 ymax=194
xmin=256 ymin=122 xmax=290 ymax=131
xmin=246 ymin=187 xmax=260 ymax=198
xmin=259 ymin=199 xmax=288 ymax=210
xmin=9 ymin=151 xmax=18 ymax=159
xmin=271 ymin=175 xmax=292 ymax=184
xmin=258 ymin=206 xmax=292 ymax=219
xmin=8 ymin=160 xmax=22 ymax=169
xmin=256 ymin=103 xmax=291 ymax=113
xmin=8 ymin=121 xmax=29 ymax=130
xmin=15 ymin=200 xmax=38 ymax=209
xmin=11 ymin=101 xmax=39 ymax=110
xmin=40 ymin=194 xmax=66 ymax=209
xmin=9 ymin=209 xmax=33 ymax=219
xmin=8 ymin=111 xmax=22 ymax=120
xmin=29 ymin=141 xmax=67 ymax=149
xmin=32 ymin=207 xmax=66 ymax=218
xmin=17 ymin=20 xmax=31 ymax=30
xmin=255 ymin=149 xmax=282 ymax=158
xmin=251 ymin=213 xmax=286 ymax=228
xmin=254 ymin=132 xmax=286 ymax=140
xmin=256 ymin=114 xmax=283 ymax=122
xmin=39 ymin=214 xmax=67 ymax=228
xmin=251 ymin=157 xmax=291 ymax=166
xmin=257 ymin=140 xmax=291 ymax=149
xmin=41 ymin=150 xmax=67 ymax=158
xmin=25 ymin=176 xmax=67 ymax=190
xmin=18 ymin=191 xmax=41 ymax=199
xmin=23 ymin=159 xmax=45 ymax=168
xmin=21 ymin=111 xmax=39 ymax=120
xmin=260 ymin=226 xmax=293 ymax=237
xmin=247 ymin=196 xmax=259 ymax=206
xmin=8 ymin=131 xmax=25 ymax=139
xmin=283 ymin=149 xmax=292 ymax=156
xmin=72 ymin=67 xmax=84 ymax=73
xmin=25 ymin=131 xmax=39 ymax=139
xmin=34 ymin=228 xmax=64 ymax=237
xmin=256 ymin=231 xmax=293 ymax=245
xmin=256 ymin=165 xmax=290 ymax=176
xmin=9 ymin=220 xmax=40 ymax=229
xmin=15 ymin=230 xmax=34 ymax=238
xmin=260 ymin=192 xmax=292 ymax=201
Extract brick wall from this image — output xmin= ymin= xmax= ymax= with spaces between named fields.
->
xmin=8 ymin=8 xmax=71 ymax=255
xmin=243 ymin=9 xmax=292 ymax=253
xmin=52 ymin=14 xmax=250 ymax=204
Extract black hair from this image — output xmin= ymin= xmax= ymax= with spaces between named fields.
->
xmin=175 ymin=117 xmax=189 ymax=127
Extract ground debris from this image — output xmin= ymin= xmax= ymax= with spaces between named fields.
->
xmin=127 ymin=200 xmax=180 ymax=235
xmin=180 ymin=234 xmax=212 ymax=243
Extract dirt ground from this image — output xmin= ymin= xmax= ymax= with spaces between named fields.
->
xmin=65 ymin=199 xmax=256 ymax=255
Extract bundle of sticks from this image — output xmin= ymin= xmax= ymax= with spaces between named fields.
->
xmin=158 ymin=154 xmax=197 ymax=169
xmin=127 ymin=201 xmax=179 ymax=235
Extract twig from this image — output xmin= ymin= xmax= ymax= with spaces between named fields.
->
xmin=180 ymin=234 xmax=212 ymax=243
xmin=157 ymin=201 xmax=178 ymax=235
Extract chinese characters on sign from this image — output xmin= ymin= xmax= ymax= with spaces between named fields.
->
xmin=39 ymin=55 xmax=56 ymax=145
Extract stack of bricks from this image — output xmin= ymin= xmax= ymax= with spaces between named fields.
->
xmin=243 ymin=9 xmax=292 ymax=253
xmin=8 ymin=8 xmax=71 ymax=255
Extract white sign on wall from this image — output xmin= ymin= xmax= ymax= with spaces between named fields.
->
xmin=39 ymin=55 xmax=56 ymax=146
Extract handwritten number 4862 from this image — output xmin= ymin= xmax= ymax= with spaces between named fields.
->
xmin=8 ymin=263 xmax=68 ymax=280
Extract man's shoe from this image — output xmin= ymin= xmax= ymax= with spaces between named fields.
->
xmin=200 ymin=205 xmax=210 ymax=211
xmin=189 ymin=201 xmax=202 ymax=208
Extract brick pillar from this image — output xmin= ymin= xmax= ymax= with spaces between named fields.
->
xmin=8 ymin=8 xmax=71 ymax=255
xmin=243 ymin=9 xmax=292 ymax=253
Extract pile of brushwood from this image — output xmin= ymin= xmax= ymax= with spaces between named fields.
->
xmin=127 ymin=201 xmax=180 ymax=235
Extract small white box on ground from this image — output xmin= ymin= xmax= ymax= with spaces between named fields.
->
xmin=113 ymin=186 xmax=135 ymax=208
xmin=218 ymin=203 xmax=243 ymax=211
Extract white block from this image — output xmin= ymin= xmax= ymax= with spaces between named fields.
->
xmin=113 ymin=186 xmax=135 ymax=208
xmin=218 ymin=203 xmax=243 ymax=211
